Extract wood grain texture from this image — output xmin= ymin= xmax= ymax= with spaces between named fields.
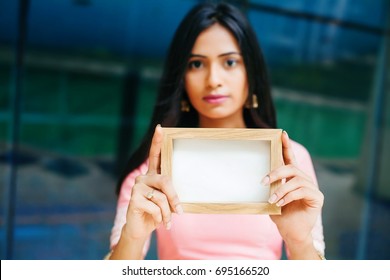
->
xmin=182 ymin=202 xmax=281 ymax=214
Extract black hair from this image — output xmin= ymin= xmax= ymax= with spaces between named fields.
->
xmin=116 ymin=2 xmax=276 ymax=194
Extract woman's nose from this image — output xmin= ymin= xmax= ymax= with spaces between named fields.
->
xmin=207 ymin=64 xmax=222 ymax=89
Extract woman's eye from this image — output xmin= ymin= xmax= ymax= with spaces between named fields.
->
xmin=225 ymin=59 xmax=237 ymax=67
xmin=188 ymin=60 xmax=203 ymax=69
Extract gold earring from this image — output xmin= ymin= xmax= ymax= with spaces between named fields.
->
xmin=245 ymin=94 xmax=259 ymax=109
xmin=181 ymin=100 xmax=190 ymax=112
xmin=252 ymin=94 xmax=258 ymax=108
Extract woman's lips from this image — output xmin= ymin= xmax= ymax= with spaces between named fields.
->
xmin=203 ymin=95 xmax=229 ymax=104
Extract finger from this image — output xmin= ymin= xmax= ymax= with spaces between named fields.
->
xmin=282 ymin=130 xmax=297 ymax=166
xmin=261 ymin=164 xmax=313 ymax=187
xmin=269 ymin=178 xmax=324 ymax=208
xmin=129 ymin=193 xmax=163 ymax=226
xmin=275 ymin=187 xmax=323 ymax=208
xmin=131 ymin=184 xmax=168 ymax=228
xmin=268 ymin=176 xmax=315 ymax=205
xmin=144 ymin=200 xmax=165 ymax=227
xmin=136 ymin=174 xmax=183 ymax=214
xmin=145 ymin=188 xmax=174 ymax=230
xmin=147 ymin=124 xmax=163 ymax=175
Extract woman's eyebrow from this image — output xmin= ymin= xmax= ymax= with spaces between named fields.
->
xmin=218 ymin=51 xmax=241 ymax=57
xmin=189 ymin=54 xmax=207 ymax=58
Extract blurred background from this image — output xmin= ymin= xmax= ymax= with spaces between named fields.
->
xmin=0 ymin=0 xmax=389 ymax=260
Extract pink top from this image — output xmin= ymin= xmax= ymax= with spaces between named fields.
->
xmin=110 ymin=140 xmax=325 ymax=259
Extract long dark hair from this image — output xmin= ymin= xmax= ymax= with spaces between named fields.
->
xmin=116 ymin=2 xmax=276 ymax=194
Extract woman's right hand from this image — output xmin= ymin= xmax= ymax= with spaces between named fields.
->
xmin=123 ymin=124 xmax=183 ymax=240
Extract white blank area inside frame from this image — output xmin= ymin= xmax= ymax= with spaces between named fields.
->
xmin=172 ymin=138 xmax=270 ymax=203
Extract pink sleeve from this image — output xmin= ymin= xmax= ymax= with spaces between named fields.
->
xmin=109 ymin=161 xmax=151 ymax=257
xmin=291 ymin=141 xmax=326 ymax=255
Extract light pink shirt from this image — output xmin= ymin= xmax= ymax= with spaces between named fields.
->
xmin=110 ymin=140 xmax=325 ymax=259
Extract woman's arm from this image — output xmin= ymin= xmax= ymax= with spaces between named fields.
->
xmin=267 ymin=131 xmax=325 ymax=259
xmin=109 ymin=225 xmax=148 ymax=259
xmin=108 ymin=125 xmax=182 ymax=260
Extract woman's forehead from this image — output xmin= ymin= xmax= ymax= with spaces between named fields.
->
xmin=191 ymin=23 xmax=240 ymax=55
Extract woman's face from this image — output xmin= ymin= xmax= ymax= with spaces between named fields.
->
xmin=184 ymin=23 xmax=248 ymax=128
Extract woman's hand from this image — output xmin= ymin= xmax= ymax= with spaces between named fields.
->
xmin=123 ymin=125 xmax=182 ymax=240
xmin=266 ymin=131 xmax=324 ymax=250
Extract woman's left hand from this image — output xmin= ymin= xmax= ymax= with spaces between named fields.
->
xmin=266 ymin=131 xmax=324 ymax=247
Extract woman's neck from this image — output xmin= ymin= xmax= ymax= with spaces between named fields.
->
xmin=198 ymin=115 xmax=246 ymax=128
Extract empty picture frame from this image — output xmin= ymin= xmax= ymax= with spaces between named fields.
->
xmin=161 ymin=127 xmax=283 ymax=215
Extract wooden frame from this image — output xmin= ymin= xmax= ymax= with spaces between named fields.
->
xmin=161 ymin=128 xmax=282 ymax=214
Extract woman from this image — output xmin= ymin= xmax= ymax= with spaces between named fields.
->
xmin=109 ymin=2 xmax=325 ymax=260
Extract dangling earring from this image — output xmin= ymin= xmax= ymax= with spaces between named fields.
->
xmin=245 ymin=94 xmax=259 ymax=109
xmin=181 ymin=100 xmax=190 ymax=112
xmin=252 ymin=94 xmax=258 ymax=108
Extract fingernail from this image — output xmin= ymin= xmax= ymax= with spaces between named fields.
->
xmin=176 ymin=205 xmax=184 ymax=215
xmin=276 ymin=199 xmax=284 ymax=207
xmin=268 ymin=193 xmax=277 ymax=204
xmin=283 ymin=130 xmax=288 ymax=137
xmin=165 ymin=221 xmax=172 ymax=230
xmin=261 ymin=175 xmax=270 ymax=186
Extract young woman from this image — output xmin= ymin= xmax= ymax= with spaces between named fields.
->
xmin=109 ymin=2 xmax=325 ymax=260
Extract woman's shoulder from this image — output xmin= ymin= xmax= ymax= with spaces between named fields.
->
xmin=289 ymin=138 xmax=314 ymax=168
xmin=289 ymin=138 xmax=318 ymax=183
xmin=118 ymin=160 xmax=149 ymax=200
xmin=290 ymin=139 xmax=311 ymax=161
xmin=122 ymin=160 xmax=148 ymax=185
